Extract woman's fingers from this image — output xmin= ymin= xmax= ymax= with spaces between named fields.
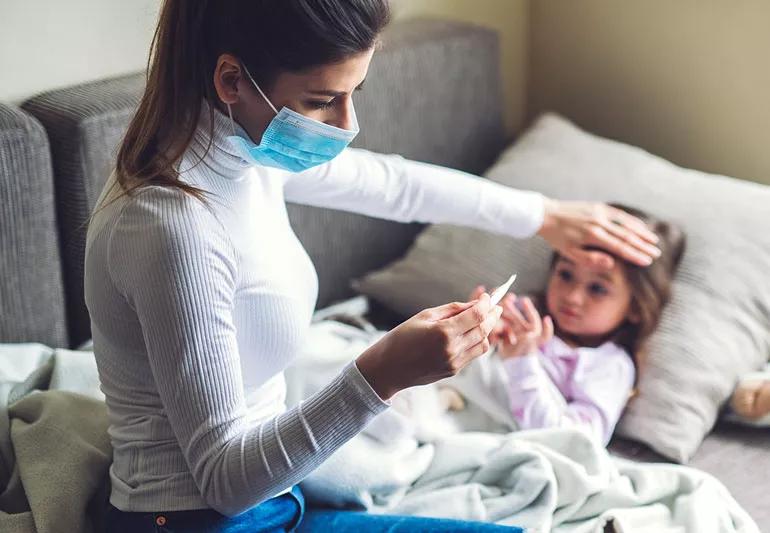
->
xmin=427 ymin=298 xmax=478 ymax=321
xmin=433 ymin=291 xmax=502 ymax=352
xmin=538 ymin=200 xmax=662 ymax=269
xmin=470 ymin=285 xmax=486 ymax=301
xmin=461 ymin=336 xmax=493 ymax=362
xmin=602 ymin=214 xmax=660 ymax=256
xmin=447 ymin=293 xmax=493 ymax=334
xmin=493 ymin=294 xmax=516 ymax=338
xmin=586 ymin=223 xmax=657 ymax=267
xmin=601 ymin=225 xmax=661 ymax=266
xmin=458 ymin=304 xmax=503 ymax=351
xmin=467 ymin=288 xmax=511 ymax=344
xmin=366 ymin=292 xmax=532 ymax=399
xmin=606 ymin=206 xmax=660 ymax=244
xmin=590 ymin=205 xmax=661 ymax=267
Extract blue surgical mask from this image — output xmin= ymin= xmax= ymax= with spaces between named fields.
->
xmin=226 ymin=65 xmax=359 ymax=172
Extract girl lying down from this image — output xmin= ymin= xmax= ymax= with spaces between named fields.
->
xmin=456 ymin=204 xmax=686 ymax=445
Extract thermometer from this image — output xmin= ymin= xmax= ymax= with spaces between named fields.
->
xmin=489 ymin=274 xmax=517 ymax=307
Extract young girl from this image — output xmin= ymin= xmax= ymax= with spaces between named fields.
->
xmin=482 ymin=205 xmax=685 ymax=445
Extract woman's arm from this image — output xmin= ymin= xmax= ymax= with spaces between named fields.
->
xmin=109 ymin=187 xmax=388 ymax=517
xmin=284 ymin=148 xmax=662 ymax=267
xmin=282 ymin=148 xmax=545 ymax=239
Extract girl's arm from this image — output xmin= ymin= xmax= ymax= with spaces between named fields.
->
xmin=502 ymin=346 xmax=635 ymax=445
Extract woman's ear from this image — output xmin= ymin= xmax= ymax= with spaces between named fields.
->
xmin=213 ymin=53 xmax=243 ymax=105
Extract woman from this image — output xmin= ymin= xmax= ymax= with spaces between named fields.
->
xmin=84 ymin=1 xmax=660 ymax=531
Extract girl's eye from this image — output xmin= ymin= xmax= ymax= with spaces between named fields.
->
xmin=557 ymin=269 xmax=573 ymax=282
xmin=308 ymin=99 xmax=335 ymax=110
xmin=589 ymin=283 xmax=609 ymax=296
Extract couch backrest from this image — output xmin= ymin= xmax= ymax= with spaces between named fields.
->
xmin=0 ymin=103 xmax=68 ymax=347
xmin=14 ymin=19 xmax=506 ymax=348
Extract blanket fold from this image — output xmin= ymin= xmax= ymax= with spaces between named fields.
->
xmin=0 ymin=344 xmax=110 ymax=533
xmin=291 ymin=319 xmax=760 ymax=533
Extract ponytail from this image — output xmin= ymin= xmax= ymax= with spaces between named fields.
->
xmin=99 ymin=0 xmax=390 ymax=212
xmin=112 ymin=0 xmax=212 ymax=205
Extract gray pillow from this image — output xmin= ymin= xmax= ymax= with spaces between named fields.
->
xmin=355 ymin=113 xmax=770 ymax=463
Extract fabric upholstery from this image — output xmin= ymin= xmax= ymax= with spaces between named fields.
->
xmin=0 ymin=104 xmax=67 ymax=348
xmin=21 ymin=77 xmax=144 ymax=348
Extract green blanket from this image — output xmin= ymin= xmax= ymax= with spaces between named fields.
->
xmin=0 ymin=344 xmax=110 ymax=533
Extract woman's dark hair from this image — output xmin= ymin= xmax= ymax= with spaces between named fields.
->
xmin=107 ymin=0 xmax=390 ymax=205
xmin=541 ymin=204 xmax=686 ymax=378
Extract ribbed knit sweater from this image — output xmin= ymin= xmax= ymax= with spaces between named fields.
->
xmin=84 ymin=104 xmax=544 ymax=516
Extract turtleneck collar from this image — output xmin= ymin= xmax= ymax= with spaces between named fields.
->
xmin=184 ymin=99 xmax=255 ymax=179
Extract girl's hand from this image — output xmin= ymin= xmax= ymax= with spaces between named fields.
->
xmin=356 ymin=293 xmax=503 ymax=400
xmin=497 ymin=296 xmax=554 ymax=359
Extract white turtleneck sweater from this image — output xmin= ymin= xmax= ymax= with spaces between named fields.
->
xmin=84 ymin=105 xmax=544 ymax=516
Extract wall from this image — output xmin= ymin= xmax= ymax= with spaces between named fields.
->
xmin=529 ymin=0 xmax=770 ymax=185
xmin=3 ymin=0 xmax=769 ymax=185
xmin=2 ymin=0 xmax=528 ymax=135
xmin=0 ymin=0 xmax=160 ymax=103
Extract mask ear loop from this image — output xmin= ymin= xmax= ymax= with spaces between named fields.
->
xmin=242 ymin=64 xmax=279 ymax=115
xmin=226 ymin=103 xmax=237 ymax=137
xmin=349 ymin=101 xmax=360 ymax=133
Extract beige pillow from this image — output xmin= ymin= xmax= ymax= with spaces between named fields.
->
xmin=355 ymin=114 xmax=770 ymax=462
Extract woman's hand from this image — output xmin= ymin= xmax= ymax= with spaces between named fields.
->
xmin=538 ymin=199 xmax=661 ymax=269
xmin=468 ymin=285 xmax=514 ymax=345
xmin=497 ymin=296 xmax=553 ymax=359
xmin=356 ymin=293 xmax=503 ymax=400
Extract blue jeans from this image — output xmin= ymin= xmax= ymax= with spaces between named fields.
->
xmin=105 ymin=486 xmax=523 ymax=533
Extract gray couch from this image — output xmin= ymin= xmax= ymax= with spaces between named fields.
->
xmin=1 ymin=19 xmax=766 ymax=527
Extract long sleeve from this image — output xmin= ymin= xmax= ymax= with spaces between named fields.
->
xmin=283 ymin=148 xmax=545 ymax=239
xmin=502 ymin=347 xmax=635 ymax=445
xmin=108 ymin=187 xmax=388 ymax=516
